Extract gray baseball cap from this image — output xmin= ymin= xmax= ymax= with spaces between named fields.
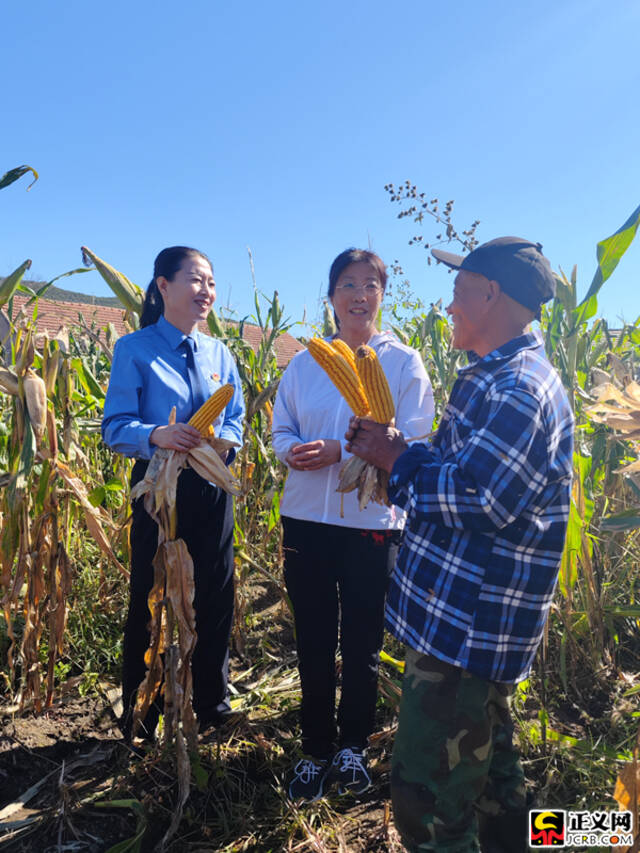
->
xmin=431 ymin=237 xmax=556 ymax=316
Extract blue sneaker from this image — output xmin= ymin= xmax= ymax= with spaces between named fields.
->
xmin=287 ymin=757 xmax=329 ymax=802
xmin=329 ymin=747 xmax=371 ymax=795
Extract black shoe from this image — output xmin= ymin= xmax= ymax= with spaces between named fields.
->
xmin=328 ymin=747 xmax=371 ymax=796
xmin=478 ymin=810 xmax=528 ymax=853
xmin=287 ymin=757 xmax=330 ymax=802
xmin=198 ymin=709 xmax=246 ymax=736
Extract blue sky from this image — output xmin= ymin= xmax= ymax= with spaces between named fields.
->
xmin=3 ymin=0 xmax=639 ymax=331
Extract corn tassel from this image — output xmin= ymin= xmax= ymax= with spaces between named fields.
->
xmin=307 ymin=338 xmax=370 ymax=417
xmin=355 ymin=345 xmax=395 ymax=423
xmin=188 ymin=384 xmax=234 ymax=435
xmin=330 ymin=338 xmax=357 ymax=373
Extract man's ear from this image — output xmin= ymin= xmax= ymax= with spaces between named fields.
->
xmin=486 ymin=279 xmax=501 ymax=304
xmin=157 ymin=276 xmax=168 ymax=297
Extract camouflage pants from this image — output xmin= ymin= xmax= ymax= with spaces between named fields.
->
xmin=391 ymin=649 xmax=526 ymax=852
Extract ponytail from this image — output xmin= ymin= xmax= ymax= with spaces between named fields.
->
xmin=140 ymin=278 xmax=163 ymax=328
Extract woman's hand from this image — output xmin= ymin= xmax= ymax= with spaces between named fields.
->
xmin=150 ymin=423 xmax=202 ymax=452
xmin=285 ymin=439 xmax=341 ymax=471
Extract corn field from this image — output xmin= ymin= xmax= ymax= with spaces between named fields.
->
xmin=2 ymin=163 xmax=640 ymax=850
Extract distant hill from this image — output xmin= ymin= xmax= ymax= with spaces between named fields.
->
xmin=0 ymin=278 xmax=121 ymax=308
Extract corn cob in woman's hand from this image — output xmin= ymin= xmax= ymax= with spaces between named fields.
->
xmin=355 ymin=345 xmax=395 ymax=424
xmin=329 ymin=338 xmax=358 ymax=374
xmin=307 ymin=338 xmax=370 ymax=416
xmin=188 ymin=383 xmax=234 ymax=435
xmin=186 ymin=383 xmax=240 ymax=476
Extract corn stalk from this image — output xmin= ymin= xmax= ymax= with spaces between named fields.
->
xmin=0 ymin=305 xmax=126 ymax=709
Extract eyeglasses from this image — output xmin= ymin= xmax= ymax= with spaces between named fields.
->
xmin=334 ymin=282 xmax=382 ymax=294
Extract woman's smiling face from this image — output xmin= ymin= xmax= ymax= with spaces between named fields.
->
xmin=158 ymin=254 xmax=216 ymax=334
xmin=330 ymin=261 xmax=384 ymax=339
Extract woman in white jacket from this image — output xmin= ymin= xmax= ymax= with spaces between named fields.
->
xmin=272 ymin=248 xmax=434 ymax=802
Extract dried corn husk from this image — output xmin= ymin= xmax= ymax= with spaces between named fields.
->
xmin=23 ymin=369 xmax=47 ymax=442
xmin=81 ymin=245 xmax=144 ymax=315
xmin=586 ymin=378 xmax=640 ymax=440
xmin=0 ymin=367 xmax=19 ymax=396
xmin=187 ymin=443 xmax=242 ymax=495
xmin=337 ymin=454 xmax=391 ymax=514
xmin=128 ymin=419 xmax=237 ymax=846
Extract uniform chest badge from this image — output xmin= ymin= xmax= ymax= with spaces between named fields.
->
xmin=211 ymin=372 xmax=220 ymax=381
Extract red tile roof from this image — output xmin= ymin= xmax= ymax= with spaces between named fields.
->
xmin=6 ymin=295 xmax=303 ymax=368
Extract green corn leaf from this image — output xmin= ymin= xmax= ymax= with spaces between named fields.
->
xmin=104 ymin=477 xmax=124 ymax=491
xmin=71 ymin=357 xmax=105 ymax=400
xmin=0 ymin=260 xmax=32 ymax=309
xmin=207 ymin=307 xmax=226 ymax=338
xmin=22 ymin=268 xmax=92 ymax=306
xmin=16 ymin=282 xmax=38 ymax=298
xmin=570 ymin=293 xmax=598 ymax=330
xmin=625 ymin=476 xmax=640 ymax=501
xmin=581 ymin=202 xmax=640 ymax=304
xmin=96 ymin=799 xmax=147 ymax=853
xmin=0 ymin=165 xmax=39 ymax=191
xmin=88 ymin=485 xmax=106 ymax=507
xmin=600 ymin=508 xmax=640 ymax=531
xmin=267 ymin=489 xmax=280 ymax=533
xmin=8 ymin=420 xmax=35 ymax=506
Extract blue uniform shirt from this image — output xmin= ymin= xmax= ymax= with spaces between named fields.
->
xmin=102 ymin=315 xmax=244 ymax=462
xmin=385 ymin=331 xmax=574 ymax=683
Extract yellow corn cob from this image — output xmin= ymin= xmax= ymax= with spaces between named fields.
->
xmin=307 ymin=338 xmax=370 ymax=417
xmin=188 ymin=384 xmax=234 ymax=435
xmin=330 ymin=338 xmax=357 ymax=373
xmin=355 ymin=345 xmax=395 ymax=423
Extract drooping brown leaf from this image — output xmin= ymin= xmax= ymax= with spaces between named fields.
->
xmin=614 ymin=761 xmax=639 ymax=810
xmin=56 ymin=461 xmax=127 ymax=577
xmin=164 ymin=539 xmax=196 ymax=664
xmin=163 ymin=538 xmax=198 ymax=750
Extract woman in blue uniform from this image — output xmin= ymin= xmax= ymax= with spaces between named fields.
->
xmin=102 ymin=246 xmax=244 ymax=742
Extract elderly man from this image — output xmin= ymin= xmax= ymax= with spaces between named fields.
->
xmin=346 ymin=238 xmax=574 ymax=853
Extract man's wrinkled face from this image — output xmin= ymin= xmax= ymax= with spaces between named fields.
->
xmin=445 ymin=270 xmax=492 ymax=352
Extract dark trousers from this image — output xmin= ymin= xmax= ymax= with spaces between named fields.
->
xmin=282 ymin=516 xmax=400 ymax=758
xmin=122 ymin=461 xmax=235 ymax=735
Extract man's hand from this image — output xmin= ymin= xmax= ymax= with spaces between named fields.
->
xmin=285 ymin=439 xmax=341 ymax=471
xmin=345 ymin=417 xmax=408 ymax=473
xmin=150 ymin=423 xmax=202 ymax=452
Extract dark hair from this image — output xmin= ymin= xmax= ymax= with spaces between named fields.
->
xmin=140 ymin=246 xmax=212 ymax=328
xmin=327 ymin=248 xmax=387 ymax=329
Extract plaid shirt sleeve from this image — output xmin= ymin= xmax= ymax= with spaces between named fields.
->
xmin=389 ymin=385 xmax=552 ymax=533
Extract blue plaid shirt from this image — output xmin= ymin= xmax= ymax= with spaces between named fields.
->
xmin=385 ymin=331 xmax=574 ymax=683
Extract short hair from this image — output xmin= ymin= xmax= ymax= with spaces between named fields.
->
xmin=328 ymin=248 xmax=387 ymax=298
